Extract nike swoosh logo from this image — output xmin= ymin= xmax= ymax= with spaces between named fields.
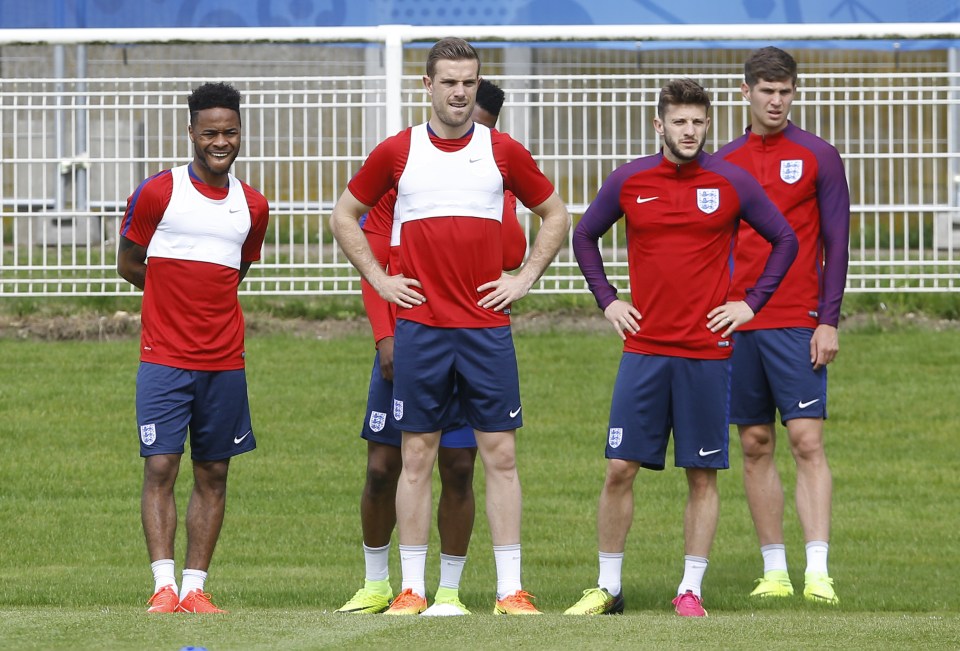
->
xmin=234 ymin=430 xmax=251 ymax=445
xmin=509 ymin=406 xmax=522 ymax=418
xmin=636 ymin=196 xmax=659 ymax=204
xmin=698 ymin=448 xmax=721 ymax=457
xmin=798 ymin=398 xmax=820 ymax=409
xmin=469 ymin=157 xmax=483 ymax=163
xmin=229 ymin=207 xmax=243 ymax=213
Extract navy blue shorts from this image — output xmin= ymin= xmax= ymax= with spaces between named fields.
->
xmin=360 ymin=351 xmax=476 ymax=448
xmin=392 ymin=320 xmax=522 ymax=433
xmin=136 ymin=362 xmax=255 ymax=461
xmin=606 ymin=353 xmax=731 ymax=470
xmin=730 ymin=328 xmax=828 ymax=425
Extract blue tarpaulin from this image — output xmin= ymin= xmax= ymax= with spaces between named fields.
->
xmin=1 ymin=0 xmax=957 ymax=49
xmin=1 ymin=0 xmax=956 ymax=29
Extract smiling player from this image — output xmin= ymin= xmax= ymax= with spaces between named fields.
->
xmin=118 ymin=82 xmax=269 ymax=615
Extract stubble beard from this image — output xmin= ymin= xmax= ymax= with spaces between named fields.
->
xmin=664 ymin=134 xmax=705 ymax=163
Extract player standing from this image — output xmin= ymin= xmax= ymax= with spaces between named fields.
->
xmin=565 ymin=78 xmax=797 ymax=617
xmin=118 ymin=82 xmax=269 ymax=614
xmin=336 ymin=80 xmax=526 ymax=617
xmin=716 ymin=46 xmax=850 ymax=604
xmin=330 ymin=37 xmax=570 ymax=615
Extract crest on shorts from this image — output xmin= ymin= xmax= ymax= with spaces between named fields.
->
xmin=369 ymin=411 xmax=387 ymax=433
xmin=780 ymin=159 xmax=803 ymax=184
xmin=393 ymin=399 xmax=404 ymax=422
xmin=140 ymin=423 xmax=157 ymax=446
xmin=608 ymin=427 xmax=623 ymax=448
xmin=696 ymin=188 xmax=719 ymax=214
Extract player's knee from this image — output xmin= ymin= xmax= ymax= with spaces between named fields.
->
xmin=481 ymin=451 xmax=517 ymax=477
xmin=143 ymin=469 xmax=177 ymax=491
xmin=143 ymin=454 xmax=180 ymax=488
xmin=790 ymin=434 xmax=826 ymax=463
xmin=400 ymin=442 xmax=440 ymax=476
xmin=686 ymin=469 xmax=717 ymax=497
xmin=439 ymin=449 xmax=476 ymax=480
xmin=365 ymin=460 xmax=401 ymax=493
xmin=740 ymin=430 xmax=775 ymax=459
xmin=604 ymin=459 xmax=638 ymax=489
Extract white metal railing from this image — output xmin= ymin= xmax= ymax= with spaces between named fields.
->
xmin=1 ymin=24 xmax=959 ymax=296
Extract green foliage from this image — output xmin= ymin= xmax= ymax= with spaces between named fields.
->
xmin=842 ymin=292 xmax=960 ymax=320
xmin=0 ymin=330 xmax=959 ymax=649
xmin=241 ymin=295 xmax=366 ymax=320
xmin=0 ymin=296 xmax=144 ymax=318
xmin=7 ymin=291 xmax=960 ymax=322
xmin=510 ymin=291 xmax=599 ymax=316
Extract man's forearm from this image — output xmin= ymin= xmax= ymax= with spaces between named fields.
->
xmin=330 ymin=213 xmax=389 ymax=289
xmin=515 ymin=200 xmax=571 ymax=287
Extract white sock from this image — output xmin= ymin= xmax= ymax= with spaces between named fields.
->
xmin=493 ymin=544 xmax=522 ymax=600
xmin=438 ymin=553 xmax=467 ymax=590
xmin=151 ymin=559 xmax=177 ymax=595
xmin=760 ymin=543 xmax=788 ymax=574
xmin=363 ymin=542 xmax=390 ymax=583
xmin=805 ymin=541 xmax=829 ymax=575
xmin=677 ymin=555 xmax=709 ymax=597
xmin=180 ymin=569 xmax=207 ymax=597
xmin=398 ymin=544 xmax=428 ymax=597
xmin=597 ymin=551 xmax=624 ymax=596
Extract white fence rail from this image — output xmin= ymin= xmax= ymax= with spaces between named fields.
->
xmin=1 ymin=24 xmax=959 ymax=296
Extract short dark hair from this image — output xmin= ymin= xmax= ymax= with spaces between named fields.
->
xmin=744 ymin=46 xmax=798 ymax=87
xmin=187 ymin=82 xmax=241 ymax=125
xmin=657 ymin=78 xmax=711 ymax=119
xmin=476 ymin=79 xmax=505 ymax=117
xmin=426 ymin=37 xmax=481 ymax=79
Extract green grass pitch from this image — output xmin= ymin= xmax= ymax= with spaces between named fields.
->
xmin=0 ymin=326 xmax=958 ymax=649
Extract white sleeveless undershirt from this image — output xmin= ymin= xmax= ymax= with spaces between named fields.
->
xmin=147 ymin=164 xmax=251 ymax=270
xmin=393 ymin=122 xmax=504 ymax=246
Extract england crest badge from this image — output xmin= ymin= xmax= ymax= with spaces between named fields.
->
xmin=393 ymin=399 xmax=404 ymax=422
xmin=696 ymin=188 xmax=719 ymax=214
xmin=369 ymin=411 xmax=387 ymax=432
xmin=608 ymin=427 xmax=623 ymax=448
xmin=140 ymin=423 xmax=157 ymax=445
xmin=780 ymin=159 xmax=803 ymax=184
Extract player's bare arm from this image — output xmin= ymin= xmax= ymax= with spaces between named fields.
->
xmin=377 ymin=336 xmax=396 ymax=381
xmin=238 ymin=261 xmax=252 ymax=284
xmin=330 ymin=188 xmax=425 ymax=308
xmin=707 ymin=300 xmax=755 ymax=338
xmin=477 ymin=192 xmax=570 ymax=311
xmin=117 ymin=236 xmax=148 ymax=290
xmin=810 ymin=323 xmax=839 ymax=370
xmin=603 ymin=299 xmax=642 ymax=341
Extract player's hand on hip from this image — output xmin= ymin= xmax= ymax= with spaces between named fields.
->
xmin=477 ymin=272 xmax=532 ymax=312
xmin=810 ymin=324 xmax=839 ymax=370
xmin=707 ymin=301 xmax=754 ymax=337
xmin=603 ymin=299 xmax=642 ymax=341
xmin=376 ymin=274 xmax=424 ymax=308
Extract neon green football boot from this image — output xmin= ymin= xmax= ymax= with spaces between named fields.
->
xmin=749 ymin=570 xmax=795 ymax=598
xmin=803 ymin=572 xmax=839 ymax=604
xmin=336 ymin=579 xmax=393 ymax=614
xmin=564 ymin=587 xmax=625 ymax=615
